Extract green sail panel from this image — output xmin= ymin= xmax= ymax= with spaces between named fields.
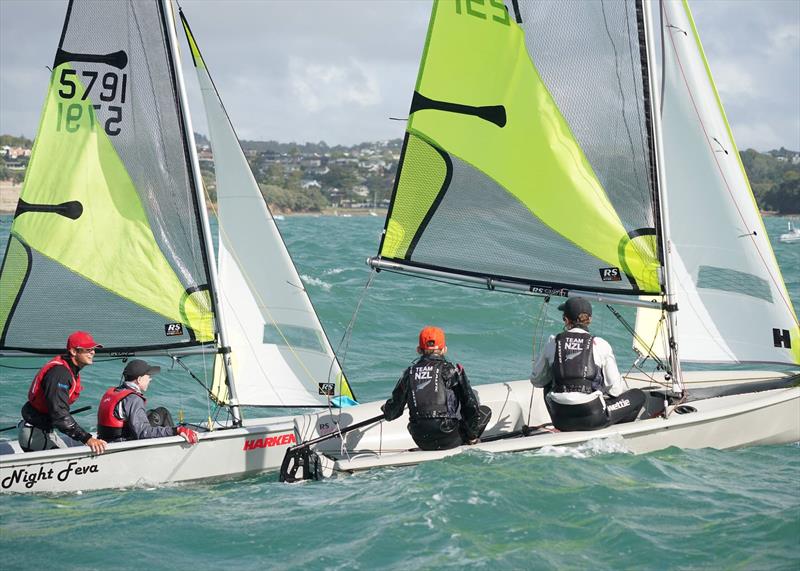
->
xmin=0 ymin=1 xmax=215 ymax=353
xmin=380 ymin=0 xmax=661 ymax=294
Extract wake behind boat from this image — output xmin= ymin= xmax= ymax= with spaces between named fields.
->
xmin=779 ymin=222 xmax=800 ymax=243
xmin=282 ymin=372 xmax=799 ymax=480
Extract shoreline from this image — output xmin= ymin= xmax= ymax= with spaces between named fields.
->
xmin=1 ymin=182 xmax=796 ymax=218
xmin=0 ymin=181 xmax=386 ymax=217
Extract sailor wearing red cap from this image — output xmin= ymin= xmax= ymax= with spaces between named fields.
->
xmin=18 ymin=331 xmax=107 ymax=454
xmin=97 ymin=359 xmax=198 ymax=445
xmin=382 ymin=326 xmax=492 ymax=450
xmin=531 ymin=297 xmax=646 ymax=431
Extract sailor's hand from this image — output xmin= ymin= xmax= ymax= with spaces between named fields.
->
xmin=467 ymin=437 xmax=480 ymax=445
xmin=177 ymin=426 xmax=199 ymax=445
xmin=86 ymin=437 xmax=107 ymax=454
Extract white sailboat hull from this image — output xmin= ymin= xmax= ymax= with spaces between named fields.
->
xmin=0 ymin=417 xmax=297 ymax=494
xmin=2 ymin=372 xmax=797 ymax=492
xmin=291 ymin=372 xmax=800 ymax=479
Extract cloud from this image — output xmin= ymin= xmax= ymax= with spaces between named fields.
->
xmin=712 ymin=60 xmax=758 ymax=101
xmin=289 ymin=57 xmax=381 ymax=113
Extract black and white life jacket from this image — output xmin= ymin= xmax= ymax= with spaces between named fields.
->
xmin=551 ymin=331 xmax=603 ymax=394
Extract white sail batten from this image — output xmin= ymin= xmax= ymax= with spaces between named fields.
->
xmin=181 ymin=14 xmax=354 ymax=406
xmin=635 ymin=0 xmax=799 ymax=366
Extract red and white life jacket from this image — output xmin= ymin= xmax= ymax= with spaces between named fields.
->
xmin=97 ymin=386 xmax=146 ymax=440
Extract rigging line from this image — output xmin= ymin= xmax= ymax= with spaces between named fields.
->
xmin=527 ymin=297 xmax=549 ymax=427
xmin=171 ymin=355 xmax=218 ymax=402
xmin=329 ymin=268 xmax=377 ymax=384
xmin=624 ymin=317 xmax=668 ymax=386
xmin=606 ymin=304 xmax=670 ymax=373
xmin=665 ymin=11 xmax=798 ymax=326
xmin=199 ymin=338 xmax=214 ymax=428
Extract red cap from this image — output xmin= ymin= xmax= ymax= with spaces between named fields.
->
xmin=66 ymin=331 xmax=103 ymax=351
xmin=418 ymin=326 xmax=446 ymax=351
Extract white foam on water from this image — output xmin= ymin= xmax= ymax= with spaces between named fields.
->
xmin=536 ymin=434 xmax=631 ymax=458
xmin=300 ymin=274 xmax=332 ymax=291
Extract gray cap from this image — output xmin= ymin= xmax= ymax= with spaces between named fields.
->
xmin=123 ymin=359 xmax=161 ymax=380
xmin=557 ymin=297 xmax=592 ymax=320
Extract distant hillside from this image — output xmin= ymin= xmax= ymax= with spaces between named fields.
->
xmin=740 ymin=147 xmax=799 ymax=214
xmin=0 ymin=135 xmax=33 ymax=148
xmin=1 ymin=133 xmax=798 ymax=214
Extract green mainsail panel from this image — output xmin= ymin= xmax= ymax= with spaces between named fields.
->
xmin=381 ymin=0 xmax=661 ymax=294
xmin=384 ymin=134 xmax=448 ymax=259
xmin=0 ymin=1 xmax=216 ymax=352
xmin=4 ymin=65 xmax=213 ymax=342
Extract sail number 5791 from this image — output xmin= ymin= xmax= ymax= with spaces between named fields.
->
xmin=55 ymin=69 xmax=127 ymax=136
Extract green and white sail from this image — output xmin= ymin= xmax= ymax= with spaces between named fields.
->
xmin=0 ymin=0 xmax=216 ymax=355
xmin=635 ymin=0 xmax=799 ymax=366
xmin=374 ymin=0 xmax=662 ymax=296
xmin=180 ymin=13 xmax=356 ymax=406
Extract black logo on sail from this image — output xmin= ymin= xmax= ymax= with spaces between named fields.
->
xmin=772 ymin=328 xmax=791 ymax=348
xmin=318 ymin=383 xmax=335 ymax=396
xmin=599 ymin=267 xmax=622 ymax=282
xmin=165 ymin=323 xmax=184 ymax=337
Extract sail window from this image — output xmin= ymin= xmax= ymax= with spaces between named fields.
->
xmin=263 ymin=324 xmax=326 ymax=353
xmin=696 ymin=266 xmax=773 ymax=303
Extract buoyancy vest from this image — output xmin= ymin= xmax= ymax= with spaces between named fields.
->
xmin=407 ymin=358 xmax=458 ymax=420
xmin=552 ymin=331 xmax=602 ymax=394
xmin=27 ymin=355 xmax=83 ymax=414
xmin=97 ymin=386 xmax=146 ymax=440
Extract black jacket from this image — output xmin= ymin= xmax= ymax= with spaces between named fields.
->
xmin=382 ymin=354 xmax=483 ymax=440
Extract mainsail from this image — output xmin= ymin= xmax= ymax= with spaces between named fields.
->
xmin=373 ymin=0 xmax=662 ymax=296
xmin=180 ymin=13 xmax=356 ymax=406
xmin=0 ymin=0 xmax=216 ymax=355
xmin=634 ymin=0 xmax=799 ymax=366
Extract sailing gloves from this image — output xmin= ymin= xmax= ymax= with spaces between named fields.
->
xmin=176 ymin=425 xmax=199 ymax=445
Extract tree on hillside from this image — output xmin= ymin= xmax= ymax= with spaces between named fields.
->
xmin=259 ymin=183 xmax=327 ymax=212
xmin=0 ymin=135 xmax=33 ymax=148
xmin=760 ymin=170 xmax=800 ymax=214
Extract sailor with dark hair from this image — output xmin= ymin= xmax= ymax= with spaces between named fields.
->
xmin=530 ymin=297 xmax=645 ymax=431
xmin=97 ymin=359 xmax=198 ymax=445
xmin=18 ymin=331 xmax=108 ymax=454
xmin=382 ymin=326 xmax=492 ymax=451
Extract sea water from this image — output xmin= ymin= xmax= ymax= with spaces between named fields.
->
xmin=0 ymin=214 xmax=798 ymax=570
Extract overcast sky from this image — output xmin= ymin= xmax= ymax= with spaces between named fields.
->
xmin=1 ymin=0 xmax=798 ymax=151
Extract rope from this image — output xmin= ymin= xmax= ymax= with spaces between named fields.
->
xmin=319 ymin=268 xmax=377 ymax=460
xmin=527 ymin=296 xmax=552 ymax=427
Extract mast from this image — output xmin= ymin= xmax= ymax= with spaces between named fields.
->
xmin=641 ymin=0 xmax=684 ymax=392
xmin=160 ymin=0 xmax=242 ymax=424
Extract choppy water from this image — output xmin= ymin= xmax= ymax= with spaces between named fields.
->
xmin=1 ymin=214 xmax=798 ymax=570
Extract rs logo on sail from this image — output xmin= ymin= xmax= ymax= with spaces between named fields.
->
xmin=243 ymin=433 xmax=296 ymax=451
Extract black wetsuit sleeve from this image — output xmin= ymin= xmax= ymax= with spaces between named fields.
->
xmin=121 ymin=396 xmax=177 ymax=440
xmin=381 ymin=369 xmax=410 ymax=421
xmin=451 ymin=366 xmax=481 ymax=440
xmin=42 ymin=368 xmax=92 ymax=444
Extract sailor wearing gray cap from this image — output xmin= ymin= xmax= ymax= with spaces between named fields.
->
xmin=97 ymin=359 xmax=198 ymax=445
xmin=531 ymin=297 xmax=645 ymax=431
